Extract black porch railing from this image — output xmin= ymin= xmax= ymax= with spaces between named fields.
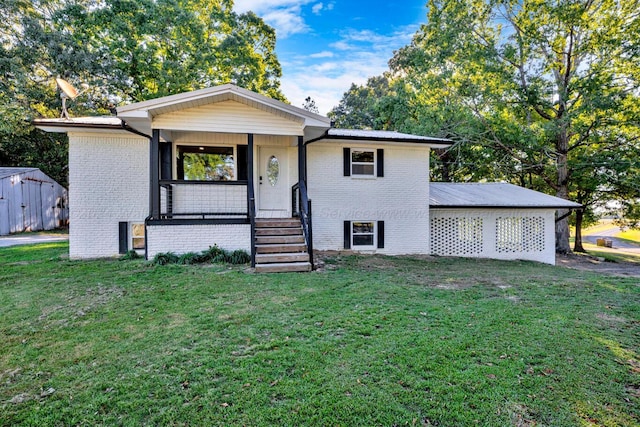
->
xmin=159 ymin=180 xmax=248 ymax=219
xmin=292 ymin=182 xmax=314 ymax=269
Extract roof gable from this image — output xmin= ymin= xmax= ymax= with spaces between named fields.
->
xmin=118 ymin=84 xmax=330 ymax=128
xmin=152 ymin=99 xmax=305 ymax=136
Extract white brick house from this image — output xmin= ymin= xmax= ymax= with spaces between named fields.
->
xmin=35 ymin=84 xmax=580 ymax=270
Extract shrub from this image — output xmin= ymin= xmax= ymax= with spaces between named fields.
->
xmin=177 ymin=252 xmax=201 ymax=265
xmin=201 ymin=245 xmax=223 ymax=262
xmin=211 ymin=249 xmax=231 ymax=264
xmin=152 ymin=252 xmax=179 ymax=265
xmin=229 ymin=249 xmax=251 ymax=264
xmin=121 ymin=250 xmax=142 ymax=260
xmin=151 ymin=246 xmax=250 ymax=266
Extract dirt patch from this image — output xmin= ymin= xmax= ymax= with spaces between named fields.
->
xmin=556 ymin=253 xmax=640 ymax=278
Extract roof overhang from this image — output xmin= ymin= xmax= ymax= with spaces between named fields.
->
xmin=32 ymin=117 xmax=145 ymax=136
xmin=307 ymin=129 xmax=453 ymax=148
xmin=429 ymin=182 xmax=582 ymax=209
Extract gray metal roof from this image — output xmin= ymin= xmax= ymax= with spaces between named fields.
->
xmin=321 ymin=128 xmax=452 ymax=145
xmin=430 ymin=182 xmax=582 ymax=209
xmin=307 ymin=128 xmax=452 ymax=148
xmin=0 ymin=167 xmax=40 ymax=179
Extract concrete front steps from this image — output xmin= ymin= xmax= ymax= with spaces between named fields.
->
xmin=254 ymin=218 xmax=311 ymax=273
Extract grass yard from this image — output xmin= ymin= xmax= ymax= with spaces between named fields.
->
xmin=1 ymin=243 xmax=639 ymax=426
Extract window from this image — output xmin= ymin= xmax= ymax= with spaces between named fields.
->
xmin=351 ymin=150 xmax=375 ymax=176
xmin=177 ymin=146 xmax=234 ymax=181
xmin=131 ymin=223 xmax=145 ymax=250
xmin=344 ymin=220 xmax=384 ymax=249
xmin=353 ymin=221 xmax=375 ymax=247
xmin=343 ymin=148 xmax=384 ymax=177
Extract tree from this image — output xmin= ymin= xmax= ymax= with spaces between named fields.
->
xmin=329 ymin=75 xmax=394 ymax=129
xmin=302 ymin=96 xmax=319 ymax=114
xmin=0 ymin=0 xmax=286 ymax=186
xmin=389 ymin=0 xmax=640 ymax=253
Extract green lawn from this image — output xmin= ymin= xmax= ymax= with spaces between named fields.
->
xmin=1 ymin=243 xmax=639 ymax=426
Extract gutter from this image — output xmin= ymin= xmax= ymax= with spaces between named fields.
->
xmin=119 ymin=119 xmax=151 ymax=139
xmin=305 ymin=131 xmax=453 ymax=146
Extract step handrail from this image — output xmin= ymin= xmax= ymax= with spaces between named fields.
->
xmin=292 ymin=181 xmax=313 ymax=270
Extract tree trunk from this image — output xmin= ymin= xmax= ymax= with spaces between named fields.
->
xmin=573 ymin=208 xmax=586 ymax=253
xmin=555 ymin=131 xmax=572 ymax=254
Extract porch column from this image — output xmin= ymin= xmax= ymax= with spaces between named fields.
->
xmin=247 ymin=133 xmax=256 ymax=267
xmin=160 ymin=140 xmax=172 ymax=180
xmin=149 ymin=129 xmax=161 ymax=219
xmin=297 ymin=135 xmax=305 ymax=185
xmin=247 ymin=133 xmax=255 ymax=207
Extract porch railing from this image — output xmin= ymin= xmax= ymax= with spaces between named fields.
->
xmin=159 ymin=180 xmax=248 ymax=219
xmin=292 ymin=182 xmax=314 ymax=269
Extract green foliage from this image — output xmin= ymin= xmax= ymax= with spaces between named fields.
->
xmin=331 ymin=0 xmax=640 ymax=251
xmin=152 ymin=251 xmax=179 ymax=265
xmin=229 ymin=248 xmax=251 ymax=264
xmin=1 ymin=244 xmax=639 ymax=425
xmin=202 ymin=244 xmax=223 ymax=260
xmin=177 ymin=252 xmax=201 ymax=265
xmin=0 ymin=0 xmax=286 ymax=187
xmin=120 ymin=250 xmax=142 ymax=260
xmin=152 ymin=245 xmax=250 ymax=266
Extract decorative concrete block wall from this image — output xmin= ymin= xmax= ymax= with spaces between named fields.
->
xmin=430 ymin=209 xmax=556 ymax=264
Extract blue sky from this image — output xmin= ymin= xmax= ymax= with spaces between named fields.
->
xmin=233 ymin=1 xmax=428 ymax=114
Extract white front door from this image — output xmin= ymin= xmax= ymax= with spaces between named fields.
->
xmin=258 ymin=146 xmax=289 ymax=215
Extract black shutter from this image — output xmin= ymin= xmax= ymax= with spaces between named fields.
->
xmin=237 ymin=145 xmax=248 ymax=181
xmin=343 ymin=147 xmax=351 ymax=176
xmin=118 ymin=222 xmax=128 ymax=254
xmin=377 ymin=221 xmax=385 ymax=249
xmin=344 ymin=220 xmax=351 ymax=249
xmin=377 ymin=149 xmax=384 ymax=177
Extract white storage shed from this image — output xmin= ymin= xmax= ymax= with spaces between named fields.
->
xmin=0 ymin=167 xmax=69 ymax=235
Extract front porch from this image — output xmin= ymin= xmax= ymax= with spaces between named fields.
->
xmin=145 ymin=130 xmax=314 ymax=270
xmin=113 ymin=84 xmax=329 ymax=269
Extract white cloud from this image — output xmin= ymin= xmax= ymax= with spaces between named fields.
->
xmin=262 ymin=9 xmax=309 ymax=38
xmin=329 ymin=40 xmax=352 ymax=51
xmin=233 ymin=0 xmax=314 ymax=37
xmin=282 ymin=26 xmax=420 ymax=114
xmin=312 ymin=3 xmax=323 ymax=15
xmin=309 ymin=51 xmax=334 ymax=58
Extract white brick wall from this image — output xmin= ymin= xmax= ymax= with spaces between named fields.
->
xmin=430 ymin=209 xmax=557 ymax=264
xmin=307 ymin=142 xmax=431 ymax=255
xmin=146 ymin=223 xmax=250 ymax=258
xmin=68 ymin=132 xmax=149 ymax=258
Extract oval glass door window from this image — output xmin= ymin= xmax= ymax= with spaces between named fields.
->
xmin=267 ymin=155 xmax=279 ymax=186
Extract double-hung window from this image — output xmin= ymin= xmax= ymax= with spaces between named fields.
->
xmin=344 ymin=220 xmax=385 ymax=250
xmin=352 ymin=221 xmax=376 ymax=248
xmin=351 ymin=150 xmax=375 ymax=176
xmin=343 ymin=147 xmax=384 ymax=177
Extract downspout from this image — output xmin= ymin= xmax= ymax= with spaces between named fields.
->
xmin=119 ymin=119 xmax=153 ymax=259
xmin=119 ymin=120 xmax=151 ymax=139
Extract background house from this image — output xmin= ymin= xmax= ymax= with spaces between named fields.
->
xmin=0 ymin=167 xmax=68 ymax=235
